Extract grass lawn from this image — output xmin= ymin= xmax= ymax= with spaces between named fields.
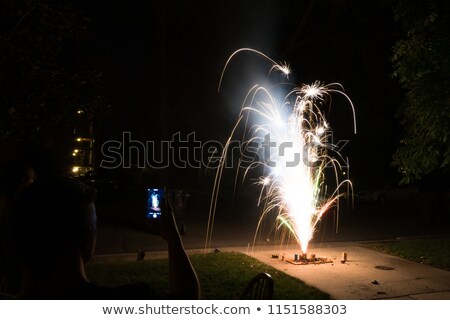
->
xmin=87 ymin=252 xmax=330 ymax=299
xmin=365 ymin=237 xmax=450 ymax=270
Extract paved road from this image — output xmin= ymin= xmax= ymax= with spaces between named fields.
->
xmin=94 ymin=192 xmax=450 ymax=254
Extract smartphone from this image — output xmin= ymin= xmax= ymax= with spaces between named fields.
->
xmin=146 ymin=188 xmax=164 ymax=219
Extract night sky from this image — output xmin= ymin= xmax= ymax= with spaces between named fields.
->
xmin=3 ymin=0 xmax=405 ymax=190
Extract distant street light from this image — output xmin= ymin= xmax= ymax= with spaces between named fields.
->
xmin=76 ymin=137 xmax=93 ymax=142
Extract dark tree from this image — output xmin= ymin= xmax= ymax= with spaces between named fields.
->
xmin=0 ymin=0 xmax=110 ymax=144
xmin=391 ymin=0 xmax=450 ymax=184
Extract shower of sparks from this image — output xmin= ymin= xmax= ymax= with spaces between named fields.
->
xmin=207 ymin=49 xmax=356 ymax=254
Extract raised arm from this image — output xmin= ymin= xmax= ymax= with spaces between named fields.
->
xmin=160 ymin=200 xmax=200 ymax=299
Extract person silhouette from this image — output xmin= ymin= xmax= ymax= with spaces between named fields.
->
xmin=0 ymin=159 xmax=37 ymax=294
xmin=10 ymin=177 xmax=200 ymax=299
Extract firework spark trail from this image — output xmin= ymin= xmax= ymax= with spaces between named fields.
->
xmin=206 ymin=49 xmax=356 ymax=254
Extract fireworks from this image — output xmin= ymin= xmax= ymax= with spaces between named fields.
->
xmin=207 ymin=49 xmax=356 ymax=253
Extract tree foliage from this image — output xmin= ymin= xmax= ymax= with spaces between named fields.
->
xmin=0 ymin=0 xmax=109 ymax=143
xmin=391 ymin=0 xmax=450 ymax=184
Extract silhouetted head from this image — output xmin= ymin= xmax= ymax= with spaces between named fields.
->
xmin=0 ymin=160 xmax=37 ymax=198
xmin=12 ymin=177 xmax=98 ymax=272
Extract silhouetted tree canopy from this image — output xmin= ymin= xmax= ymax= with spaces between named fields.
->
xmin=391 ymin=0 xmax=450 ymax=184
xmin=0 ymin=0 xmax=109 ymax=143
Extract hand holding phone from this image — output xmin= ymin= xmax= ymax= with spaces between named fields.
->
xmin=145 ymin=187 xmax=182 ymax=239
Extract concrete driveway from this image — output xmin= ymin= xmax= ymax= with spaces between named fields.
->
xmin=239 ymin=242 xmax=450 ymax=300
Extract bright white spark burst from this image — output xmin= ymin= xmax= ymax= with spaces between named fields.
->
xmin=207 ymin=49 xmax=356 ymax=254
